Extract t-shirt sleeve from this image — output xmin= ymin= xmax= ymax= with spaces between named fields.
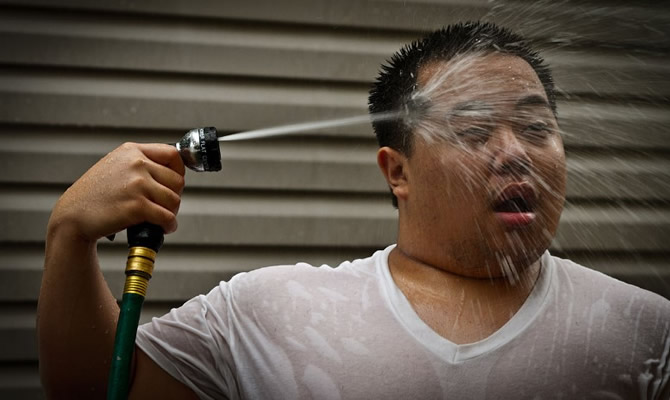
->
xmin=136 ymin=279 xmax=240 ymax=400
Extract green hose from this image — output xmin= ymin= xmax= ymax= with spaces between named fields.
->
xmin=107 ymin=223 xmax=164 ymax=400
xmin=107 ymin=292 xmax=145 ymax=400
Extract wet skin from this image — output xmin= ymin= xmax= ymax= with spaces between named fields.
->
xmin=388 ymin=53 xmax=567 ymax=280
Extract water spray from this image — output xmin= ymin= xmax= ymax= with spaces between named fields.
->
xmin=218 ymin=113 xmax=397 ymax=142
xmin=107 ymin=127 xmax=221 ymax=400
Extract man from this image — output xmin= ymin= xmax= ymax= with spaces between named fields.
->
xmin=39 ymin=22 xmax=669 ymax=399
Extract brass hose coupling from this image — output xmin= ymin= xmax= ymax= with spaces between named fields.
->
xmin=123 ymin=247 xmax=157 ymax=297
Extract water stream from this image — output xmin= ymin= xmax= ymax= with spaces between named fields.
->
xmin=218 ymin=111 xmax=400 ymax=142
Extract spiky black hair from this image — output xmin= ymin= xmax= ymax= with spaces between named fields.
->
xmin=369 ymin=21 xmax=556 ymax=155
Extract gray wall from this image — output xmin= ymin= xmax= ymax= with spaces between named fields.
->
xmin=0 ymin=0 xmax=668 ymax=397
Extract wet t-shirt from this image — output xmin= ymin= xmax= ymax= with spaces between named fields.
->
xmin=136 ymin=246 xmax=670 ymax=400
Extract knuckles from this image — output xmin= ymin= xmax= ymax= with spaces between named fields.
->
xmin=126 ymin=175 xmax=149 ymax=194
xmin=175 ymin=175 xmax=186 ymax=191
xmin=165 ymin=214 xmax=178 ymax=233
xmin=118 ymin=142 xmax=140 ymax=154
xmin=127 ymin=196 xmax=149 ymax=218
xmin=128 ymin=156 xmax=148 ymax=171
xmin=166 ymin=191 xmax=182 ymax=213
xmin=119 ymin=141 xmax=139 ymax=149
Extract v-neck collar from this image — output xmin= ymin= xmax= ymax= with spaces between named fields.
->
xmin=377 ymin=244 xmax=554 ymax=363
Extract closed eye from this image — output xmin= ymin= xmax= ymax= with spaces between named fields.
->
xmin=456 ymin=126 xmax=492 ymax=145
xmin=521 ymin=122 xmax=551 ymax=142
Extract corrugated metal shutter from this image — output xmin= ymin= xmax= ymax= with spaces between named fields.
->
xmin=0 ymin=1 xmax=668 ymax=397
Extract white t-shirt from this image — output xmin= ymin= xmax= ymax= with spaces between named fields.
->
xmin=136 ymin=245 xmax=670 ymax=399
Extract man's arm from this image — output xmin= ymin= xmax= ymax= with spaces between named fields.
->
xmin=37 ymin=142 xmax=196 ymax=399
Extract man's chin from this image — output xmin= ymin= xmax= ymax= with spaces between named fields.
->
xmin=473 ymin=252 xmax=543 ymax=282
xmin=476 ymin=236 xmax=549 ymax=278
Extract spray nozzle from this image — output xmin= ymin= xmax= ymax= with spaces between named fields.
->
xmin=175 ymin=127 xmax=222 ymax=172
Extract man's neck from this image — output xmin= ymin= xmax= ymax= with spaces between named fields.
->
xmin=388 ymin=246 xmax=542 ymax=344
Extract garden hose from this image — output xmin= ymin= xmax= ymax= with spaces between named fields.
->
xmin=106 ymin=127 xmax=221 ymax=399
xmin=107 ymin=223 xmax=163 ymax=400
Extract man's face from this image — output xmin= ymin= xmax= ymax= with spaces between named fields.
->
xmin=402 ymin=53 xmax=566 ymax=278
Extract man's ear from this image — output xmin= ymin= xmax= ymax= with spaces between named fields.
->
xmin=377 ymin=147 xmax=409 ymax=201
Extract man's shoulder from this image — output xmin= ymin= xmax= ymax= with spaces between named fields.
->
xmin=212 ymin=249 xmax=389 ymax=337
xmin=240 ymin=251 xmax=379 ymax=281
xmin=224 ymin=249 xmax=385 ymax=303
xmin=550 ymin=254 xmax=670 ymax=313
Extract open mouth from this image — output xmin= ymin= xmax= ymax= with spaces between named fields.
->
xmin=492 ymin=183 xmax=537 ymax=227
xmin=493 ymin=196 xmax=533 ymax=213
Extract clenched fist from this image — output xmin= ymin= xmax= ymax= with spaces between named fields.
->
xmin=48 ymin=143 xmax=186 ymax=243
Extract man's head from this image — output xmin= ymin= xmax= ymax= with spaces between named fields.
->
xmin=371 ymin=22 xmax=566 ymax=277
xmin=369 ymin=22 xmax=557 ymax=206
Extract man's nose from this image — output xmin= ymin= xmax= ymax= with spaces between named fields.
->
xmin=490 ymin=126 xmax=532 ymax=176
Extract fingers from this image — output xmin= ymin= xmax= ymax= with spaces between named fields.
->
xmin=141 ymin=197 xmax=179 ymax=234
xmin=117 ymin=143 xmax=186 ymax=234
xmin=136 ymin=143 xmax=186 ymax=176
xmin=145 ymin=178 xmax=182 ymax=215
xmin=137 ymin=146 xmax=185 ymax=232
xmin=144 ymin=159 xmax=185 ymax=196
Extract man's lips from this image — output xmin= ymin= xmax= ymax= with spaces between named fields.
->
xmin=492 ymin=181 xmax=538 ymax=210
xmin=495 ymin=211 xmax=536 ymax=227
xmin=491 ymin=182 xmax=538 ymax=228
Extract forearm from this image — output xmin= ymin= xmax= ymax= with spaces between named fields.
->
xmin=38 ymin=221 xmax=120 ymax=399
xmin=36 ymin=142 xmax=185 ymax=398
